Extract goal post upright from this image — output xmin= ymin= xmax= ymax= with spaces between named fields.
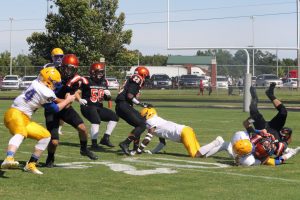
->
xmin=167 ymin=0 xmax=300 ymax=112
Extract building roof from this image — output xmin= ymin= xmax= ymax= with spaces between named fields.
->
xmin=167 ymin=55 xmax=213 ymax=65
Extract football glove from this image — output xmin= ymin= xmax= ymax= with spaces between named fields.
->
xmin=79 ymin=99 xmax=88 ymax=106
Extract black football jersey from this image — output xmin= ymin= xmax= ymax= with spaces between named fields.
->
xmin=55 ymin=74 xmax=83 ymax=99
xmin=80 ymin=77 xmax=109 ymax=107
xmin=115 ymin=74 xmax=144 ymax=105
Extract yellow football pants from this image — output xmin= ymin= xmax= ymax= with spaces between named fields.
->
xmin=4 ymin=107 xmax=51 ymax=140
xmin=181 ymin=126 xmax=201 ymax=158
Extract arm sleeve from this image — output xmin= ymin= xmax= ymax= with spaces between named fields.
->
xmin=43 ymin=102 xmax=59 ymax=113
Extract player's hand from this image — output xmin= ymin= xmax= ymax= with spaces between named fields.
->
xmin=143 ymin=150 xmax=152 ymax=154
xmin=104 ymin=90 xmax=111 ymax=96
xmin=66 ymin=94 xmax=76 ymax=103
xmin=140 ymin=102 xmax=153 ymax=108
xmin=79 ymin=98 xmax=88 ymax=106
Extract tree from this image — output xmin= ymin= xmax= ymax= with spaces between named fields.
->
xmin=27 ymin=0 xmax=132 ymax=67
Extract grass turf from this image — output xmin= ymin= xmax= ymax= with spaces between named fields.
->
xmin=0 ymin=90 xmax=300 ymax=200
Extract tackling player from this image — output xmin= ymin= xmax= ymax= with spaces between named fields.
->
xmin=116 ymin=66 xmax=152 ymax=155
xmin=208 ymin=130 xmax=300 ymax=166
xmin=1 ymin=67 xmax=75 ymax=174
xmin=133 ymin=107 xmax=225 ymax=158
xmin=44 ymin=54 xmax=98 ymax=167
xmin=78 ymin=62 xmax=119 ymax=149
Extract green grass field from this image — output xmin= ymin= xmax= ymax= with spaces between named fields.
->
xmin=0 ymin=89 xmax=300 ymax=200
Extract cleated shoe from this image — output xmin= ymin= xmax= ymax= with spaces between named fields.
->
xmin=1 ymin=157 xmax=19 ymax=169
xmin=119 ymin=142 xmax=130 ymax=155
xmin=80 ymin=149 xmax=98 ymax=160
xmin=100 ymin=137 xmax=115 ymax=148
xmin=265 ymin=83 xmax=276 ymax=99
xmin=45 ymin=157 xmax=55 ymax=168
xmin=91 ymin=143 xmax=102 ymax=150
xmin=24 ymin=162 xmax=43 ymax=175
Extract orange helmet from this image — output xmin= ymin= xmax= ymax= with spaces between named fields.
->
xmin=59 ymin=54 xmax=79 ymax=79
xmin=134 ymin=66 xmax=150 ymax=79
xmin=90 ymin=62 xmax=105 ymax=81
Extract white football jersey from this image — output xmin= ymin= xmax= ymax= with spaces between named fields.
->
xmin=229 ymin=131 xmax=261 ymax=166
xmin=12 ymin=79 xmax=57 ymax=117
xmin=146 ymin=115 xmax=185 ymax=143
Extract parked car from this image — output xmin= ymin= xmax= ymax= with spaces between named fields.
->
xmin=106 ymin=77 xmax=120 ymax=90
xmin=20 ymin=75 xmax=37 ymax=89
xmin=150 ymin=74 xmax=172 ymax=89
xmin=179 ymin=75 xmax=200 ymax=88
xmin=216 ymin=76 xmax=228 ymax=89
xmin=283 ymin=78 xmax=298 ymax=89
xmin=255 ymin=74 xmax=283 ymax=87
xmin=1 ymin=75 xmax=21 ymax=90
xmin=198 ymin=75 xmax=209 ymax=87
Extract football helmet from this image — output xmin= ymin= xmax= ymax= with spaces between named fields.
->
xmin=233 ymin=139 xmax=253 ymax=156
xmin=134 ymin=66 xmax=150 ymax=79
xmin=39 ymin=67 xmax=61 ymax=90
xmin=254 ymin=138 xmax=275 ymax=159
xmin=58 ymin=54 xmax=79 ymax=79
xmin=90 ymin=62 xmax=105 ymax=81
xmin=51 ymin=48 xmax=64 ymax=66
xmin=140 ymin=107 xmax=157 ymax=120
xmin=280 ymin=127 xmax=292 ymax=140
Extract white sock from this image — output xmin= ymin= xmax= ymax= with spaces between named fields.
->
xmin=105 ymin=121 xmax=117 ymax=136
xmin=202 ymin=141 xmax=231 ymax=158
xmin=90 ymin=124 xmax=100 ymax=140
xmin=8 ymin=134 xmax=25 ymax=149
xmin=35 ymin=137 xmax=51 ymax=151
xmin=199 ymin=138 xmax=221 ymax=155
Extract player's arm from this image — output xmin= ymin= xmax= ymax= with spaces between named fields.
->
xmin=136 ymin=127 xmax=156 ymax=154
xmin=151 ymin=137 xmax=166 ymax=154
xmin=43 ymin=94 xmax=75 ymax=113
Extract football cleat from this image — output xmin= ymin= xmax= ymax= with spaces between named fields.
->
xmin=265 ymin=83 xmax=276 ymax=98
xmin=45 ymin=156 xmax=55 ymax=168
xmin=24 ymin=162 xmax=43 ymax=175
xmin=119 ymin=142 xmax=130 ymax=155
xmin=100 ymin=137 xmax=115 ymax=147
xmin=80 ymin=149 xmax=98 ymax=160
xmin=1 ymin=157 xmax=19 ymax=169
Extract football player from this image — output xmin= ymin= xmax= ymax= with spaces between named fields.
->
xmin=43 ymin=47 xmax=65 ymax=68
xmin=1 ymin=67 xmax=75 ymax=174
xmin=44 ymin=54 xmax=98 ymax=168
xmin=208 ymin=130 xmax=300 ymax=166
xmin=42 ymin=47 xmax=65 ymax=135
xmin=248 ymin=84 xmax=292 ymax=156
xmin=78 ymin=62 xmax=119 ymax=149
xmin=133 ymin=107 xmax=225 ymax=158
xmin=116 ymin=66 xmax=152 ymax=155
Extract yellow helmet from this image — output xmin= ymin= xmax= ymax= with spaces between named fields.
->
xmin=233 ymin=139 xmax=253 ymax=156
xmin=51 ymin=48 xmax=64 ymax=56
xmin=39 ymin=67 xmax=62 ymax=90
xmin=140 ymin=107 xmax=157 ymax=120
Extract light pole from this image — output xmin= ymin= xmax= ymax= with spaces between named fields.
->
xmin=9 ymin=17 xmax=13 ymax=75
xmin=250 ymin=16 xmax=255 ymax=76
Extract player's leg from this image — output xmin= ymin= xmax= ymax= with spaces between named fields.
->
xmin=44 ymin=111 xmax=60 ymax=167
xmin=98 ymin=107 xmax=119 ymax=147
xmin=81 ymin=105 xmax=101 ymax=149
xmin=116 ymin=102 xmax=146 ymax=155
xmin=249 ymin=86 xmax=267 ymax=129
xmin=62 ymin=106 xmax=98 ymax=160
xmin=24 ymin=122 xmax=51 ymax=174
xmin=1 ymin=108 xmax=27 ymax=169
xmin=180 ymin=127 xmax=201 ymax=158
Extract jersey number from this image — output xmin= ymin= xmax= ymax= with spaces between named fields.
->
xmin=90 ymin=88 xmax=104 ymax=103
xmin=24 ymin=89 xmax=36 ymax=102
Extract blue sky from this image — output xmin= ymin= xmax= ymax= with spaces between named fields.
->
xmin=0 ymin=0 xmax=298 ymax=59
